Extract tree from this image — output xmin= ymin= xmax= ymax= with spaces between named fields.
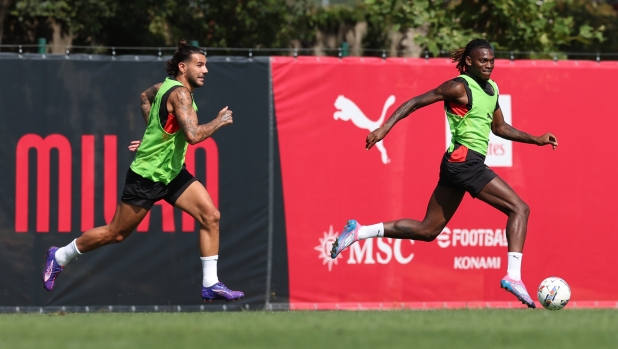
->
xmin=5 ymin=0 xmax=165 ymax=51
xmin=0 ymin=0 xmax=610 ymax=57
xmin=0 ymin=0 xmax=14 ymax=45
xmin=362 ymin=0 xmax=605 ymax=57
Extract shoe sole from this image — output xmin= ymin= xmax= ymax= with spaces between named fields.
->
xmin=202 ymin=297 xmax=243 ymax=303
xmin=500 ymin=281 xmax=536 ymax=309
xmin=330 ymin=239 xmax=340 ymax=259
xmin=330 ymin=220 xmax=355 ymax=259
xmin=42 ymin=248 xmax=56 ymax=291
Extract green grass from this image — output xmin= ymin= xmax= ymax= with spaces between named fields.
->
xmin=0 ymin=309 xmax=617 ymax=349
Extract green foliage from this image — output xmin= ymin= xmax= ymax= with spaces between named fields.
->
xmin=555 ymin=0 xmax=616 ymax=53
xmin=290 ymin=2 xmax=365 ymax=48
xmin=363 ymin=0 xmax=474 ymax=55
xmin=454 ymin=0 xmax=604 ymax=53
xmin=1 ymin=0 xmax=613 ymax=56
xmin=8 ymin=0 xmax=165 ymax=47
xmin=159 ymin=0 xmax=296 ymax=48
xmin=362 ymin=0 xmax=606 ymax=56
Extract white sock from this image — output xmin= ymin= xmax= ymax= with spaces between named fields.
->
xmin=201 ymin=255 xmax=219 ymax=287
xmin=54 ymin=239 xmax=82 ymax=266
xmin=507 ymin=252 xmax=522 ymax=281
xmin=358 ymin=223 xmax=385 ymax=240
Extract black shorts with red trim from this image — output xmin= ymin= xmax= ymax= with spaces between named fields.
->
xmin=438 ymin=143 xmax=497 ymax=198
xmin=120 ymin=165 xmax=198 ymax=210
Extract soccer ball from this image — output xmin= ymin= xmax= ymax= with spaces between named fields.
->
xmin=537 ymin=277 xmax=571 ymax=310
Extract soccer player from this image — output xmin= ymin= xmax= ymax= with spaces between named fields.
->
xmin=42 ymin=40 xmax=244 ymax=302
xmin=330 ymin=38 xmax=557 ymax=308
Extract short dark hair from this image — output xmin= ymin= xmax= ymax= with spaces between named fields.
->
xmin=450 ymin=38 xmax=493 ymax=74
xmin=165 ymin=40 xmax=206 ymax=76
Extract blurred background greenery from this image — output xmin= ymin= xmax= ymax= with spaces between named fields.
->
xmin=0 ymin=0 xmax=616 ymax=58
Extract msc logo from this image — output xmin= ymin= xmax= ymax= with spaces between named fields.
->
xmin=347 ymin=238 xmax=414 ymax=265
xmin=14 ymin=134 xmax=218 ymax=233
xmin=333 ymin=95 xmax=396 ymax=165
xmin=315 ymin=226 xmax=414 ymax=271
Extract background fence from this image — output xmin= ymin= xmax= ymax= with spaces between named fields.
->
xmin=1 ymin=55 xmax=617 ymax=311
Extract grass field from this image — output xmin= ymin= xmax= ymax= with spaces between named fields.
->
xmin=0 ymin=309 xmax=617 ymax=349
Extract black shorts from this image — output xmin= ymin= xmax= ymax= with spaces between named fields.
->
xmin=438 ymin=143 xmax=497 ymax=198
xmin=120 ymin=165 xmax=198 ymax=210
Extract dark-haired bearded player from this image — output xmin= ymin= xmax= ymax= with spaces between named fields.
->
xmin=42 ymin=41 xmax=244 ymax=302
xmin=331 ymin=38 xmax=558 ymax=308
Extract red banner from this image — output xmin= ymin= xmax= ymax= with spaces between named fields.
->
xmin=272 ymin=56 xmax=618 ymax=307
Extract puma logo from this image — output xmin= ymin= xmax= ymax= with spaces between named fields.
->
xmin=334 ymin=95 xmax=396 ymax=164
xmin=44 ymin=261 xmax=53 ymax=282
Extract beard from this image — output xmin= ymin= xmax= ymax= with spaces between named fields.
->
xmin=187 ymin=72 xmax=204 ymax=89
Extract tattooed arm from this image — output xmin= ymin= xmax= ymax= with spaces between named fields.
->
xmin=366 ymin=80 xmax=467 ymax=150
xmin=129 ymin=83 xmax=163 ymax=152
xmin=170 ymin=87 xmax=233 ymax=145
xmin=492 ymin=108 xmax=558 ymax=150
xmin=140 ymin=83 xmax=162 ymax=123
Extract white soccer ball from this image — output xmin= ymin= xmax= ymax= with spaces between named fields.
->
xmin=537 ymin=277 xmax=571 ymax=310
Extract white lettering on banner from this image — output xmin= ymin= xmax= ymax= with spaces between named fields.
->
xmin=437 ymin=227 xmax=508 ymax=248
xmin=445 ymin=94 xmax=513 ymax=167
xmin=348 ymin=240 xmax=376 ymax=264
xmin=454 ymin=256 xmax=501 ymax=269
xmin=348 ymin=238 xmax=414 ymax=265
xmin=437 ymin=227 xmax=451 ymax=248
xmin=393 ymin=239 xmax=414 ymax=264
xmin=376 ymin=238 xmax=392 ymax=264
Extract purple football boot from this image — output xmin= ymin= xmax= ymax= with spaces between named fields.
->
xmin=500 ymin=275 xmax=536 ymax=308
xmin=202 ymin=282 xmax=244 ymax=302
xmin=330 ymin=220 xmax=361 ymax=259
xmin=42 ymin=247 xmax=64 ymax=291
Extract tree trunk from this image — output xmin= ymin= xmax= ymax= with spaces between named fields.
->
xmin=49 ymin=18 xmax=73 ymax=54
xmin=0 ymin=0 xmax=13 ymax=47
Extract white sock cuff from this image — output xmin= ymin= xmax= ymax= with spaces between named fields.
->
xmin=376 ymin=222 xmax=384 ymax=238
xmin=358 ymin=222 xmax=384 ymax=240
xmin=507 ymin=252 xmax=522 ymax=258
xmin=200 ymin=255 xmax=218 ymax=261
xmin=72 ymin=239 xmax=83 ymax=255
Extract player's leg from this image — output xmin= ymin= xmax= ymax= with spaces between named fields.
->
xmin=76 ymin=202 xmax=150 ymax=252
xmin=43 ymin=168 xmax=158 ymax=291
xmin=43 ymin=202 xmax=149 ymax=291
xmin=174 ymin=181 xmax=220 ymax=257
xmin=331 ymin=185 xmax=465 ymax=258
xmin=384 ymin=185 xmax=466 ymax=240
xmin=172 ymin=180 xmax=244 ymax=302
xmin=476 ymin=176 xmax=529 ymax=253
xmin=476 ymin=176 xmax=535 ymax=308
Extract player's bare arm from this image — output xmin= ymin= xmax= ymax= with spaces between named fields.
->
xmin=140 ymin=83 xmax=162 ymax=123
xmin=491 ymin=108 xmax=558 ymax=150
xmin=171 ymin=87 xmax=233 ymax=145
xmin=129 ymin=83 xmax=163 ymax=152
xmin=366 ymin=80 xmax=468 ymax=150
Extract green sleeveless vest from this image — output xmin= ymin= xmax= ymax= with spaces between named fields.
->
xmin=445 ymin=74 xmax=499 ymax=156
xmin=130 ymin=78 xmax=198 ymax=184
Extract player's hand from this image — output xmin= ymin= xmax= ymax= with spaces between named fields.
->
xmin=217 ymin=106 xmax=233 ymax=127
xmin=128 ymin=140 xmax=141 ymax=152
xmin=366 ymin=127 xmax=389 ymax=150
xmin=538 ymin=133 xmax=558 ymax=150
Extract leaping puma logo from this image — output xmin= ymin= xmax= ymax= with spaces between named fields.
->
xmin=334 ymin=95 xmax=396 ymax=164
